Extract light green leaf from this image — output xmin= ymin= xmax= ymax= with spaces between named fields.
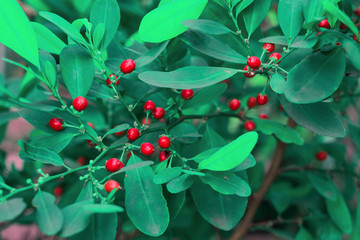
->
xmin=0 ymin=198 xmax=27 ymax=222
xmin=269 ymin=73 xmax=286 ymax=94
xmin=83 ymin=204 xmax=124 ymax=213
xmin=92 ymin=23 xmax=105 ymax=50
xmin=31 ymin=22 xmax=66 ymax=55
xmin=182 ymin=19 xmax=232 ymax=35
xmin=103 ymin=124 xmax=130 ymax=138
xmin=242 ymin=0 xmax=272 ymax=38
xmin=166 ymin=174 xmax=194 ymax=194
xmin=153 ymin=167 xmax=183 ymax=184
xmin=278 ymin=0 xmax=304 ymax=44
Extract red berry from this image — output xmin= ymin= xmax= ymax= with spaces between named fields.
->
xmin=105 ymin=158 xmax=124 ymax=172
xmin=247 ymin=56 xmax=261 ymax=70
xmin=144 ymin=100 xmax=156 ymax=112
xmin=87 ymin=140 xmax=95 ymax=147
xmin=106 ymin=74 xmax=119 ymax=87
xmin=54 ymin=186 xmax=63 ymax=197
xmin=127 ymin=128 xmax=139 ymax=141
xmin=354 ymin=8 xmax=360 ymax=16
xmin=244 ymin=65 xmax=255 ymax=78
xmin=49 ymin=118 xmax=64 ymax=131
xmin=158 ymin=136 xmax=171 ymax=149
xmin=353 ymin=32 xmax=360 ymax=43
xmin=115 ymin=130 xmax=125 ymax=137
xmin=256 ymin=93 xmax=268 ymax=105
xmin=336 ymin=42 xmax=341 ymax=46
xmin=141 ymin=117 xmax=151 ymax=125
xmin=229 ymin=99 xmax=241 ymax=111
xmin=104 ymin=180 xmax=120 ymax=193
xmin=244 ymin=120 xmax=256 ymax=131
xmin=181 ymin=89 xmax=194 ymax=100
xmin=153 ymin=107 xmax=165 ymax=119
xmin=77 ymin=156 xmax=86 ymax=165
xmin=339 ymin=23 xmax=347 ymax=30
xmin=72 ymin=96 xmax=88 ymax=112
xmin=159 ymin=150 xmax=171 ymax=162
xmin=120 ymin=59 xmax=136 ymax=74
xmin=269 ymin=52 xmax=282 ymax=62
xmin=263 ymin=43 xmax=275 ymax=53
xmin=315 ymin=151 xmax=328 ymax=161
xmin=318 ymin=19 xmax=330 ymax=29
xmin=87 ymin=122 xmax=95 ymax=129
xmin=141 ymin=142 xmax=154 ymax=156
xmin=247 ymin=97 xmax=256 ymax=108
xmin=259 ymin=113 xmax=269 ymax=119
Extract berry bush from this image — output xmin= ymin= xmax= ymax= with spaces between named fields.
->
xmin=0 ymin=0 xmax=360 ymax=239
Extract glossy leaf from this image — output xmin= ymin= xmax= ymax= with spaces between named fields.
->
xmin=190 ymin=178 xmax=247 ymax=231
xmin=135 ymin=41 xmax=169 ymax=69
xmin=103 ymin=124 xmax=130 ymax=138
xmin=304 ymin=171 xmax=337 ymax=201
xmin=31 ymin=22 xmax=66 ymax=55
xmin=198 ymin=132 xmax=258 ymax=171
xmin=32 ymin=190 xmax=63 ymax=235
xmin=166 ymin=174 xmax=194 ymax=194
xmin=200 ymin=171 xmax=251 ymax=196
xmin=138 ymin=66 xmax=238 ymax=89
xmin=326 ymin=191 xmax=353 ymax=234
xmin=182 ymin=19 xmax=232 ymax=35
xmin=90 ymin=0 xmax=120 ymax=48
xmin=60 ymin=44 xmax=95 ymax=99
xmin=0 ymin=1 xmax=39 ymax=67
xmin=153 ymin=167 xmax=183 ymax=185
xmin=278 ymin=0 xmax=304 ymax=44
xmin=242 ymin=0 xmax=271 ymax=38
xmin=124 ymin=155 xmax=169 ymax=236
xmin=295 ymin=227 xmax=314 ymax=240
xmin=235 ymin=0 xmax=254 ymax=17
xmin=139 ymin=0 xmax=208 ymax=43
xmin=0 ymin=198 xmax=27 ymax=222
xmin=284 ymin=47 xmax=346 ymax=104
xmin=253 ymin=119 xmax=304 ymax=145
xmin=279 ymin=95 xmax=346 ymax=138
xmin=270 ymin=73 xmax=286 ymax=94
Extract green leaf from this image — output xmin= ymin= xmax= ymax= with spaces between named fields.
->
xmin=139 ymin=0 xmax=208 ymax=43
xmin=350 ymin=190 xmax=360 ymax=240
xmin=138 ymin=66 xmax=238 ymax=89
xmin=269 ymin=73 xmax=286 ymax=94
xmin=32 ymin=190 xmax=63 ymax=235
xmin=135 ymin=41 xmax=169 ymax=69
xmin=0 ymin=198 xmax=27 ymax=222
xmin=284 ymin=47 xmax=346 ymax=104
xmin=90 ymin=0 xmax=120 ymax=48
xmin=0 ymin=111 xmax=19 ymax=125
xmin=190 ymin=178 xmax=247 ymax=231
xmin=290 ymin=37 xmax=317 ymax=48
xmin=92 ymin=23 xmax=105 ymax=50
xmin=153 ymin=167 xmax=183 ymax=185
xmin=39 ymin=12 xmax=87 ymax=46
xmin=232 ymin=155 xmax=256 ymax=171
xmin=31 ymin=133 xmax=77 ymax=153
xmin=166 ymin=174 xmax=194 ymax=194
xmin=18 ymin=140 xmax=65 ymax=167
xmin=323 ymin=1 xmax=359 ymax=38
xmin=235 ymin=0 xmax=254 ymax=18
xmin=192 ymin=148 xmax=221 ymax=163
xmin=279 ymin=95 xmax=346 ymax=138
xmin=124 ymin=155 xmax=169 ymax=236
xmin=183 ymin=83 xmax=227 ymax=109
xmin=182 ymin=19 xmax=232 ymax=35
xmin=295 ymin=227 xmax=314 ymax=240
xmin=259 ymin=36 xmax=288 ymax=45
xmin=200 ymin=171 xmax=251 ymax=196
xmin=278 ymin=0 xmax=304 ymax=44
xmin=103 ymin=124 xmax=130 ymax=138
xmin=9 ymin=99 xmax=60 ymax=112
xmin=181 ymin=30 xmax=246 ymax=63
xmin=60 ymin=44 xmax=95 ymax=99
xmin=31 ymin=22 xmax=66 ymax=55
xmin=253 ymin=119 xmax=304 ymax=145
xmin=83 ymin=204 xmax=124 ymax=213
xmin=342 ymin=40 xmax=360 ymax=72
xmin=170 ymin=122 xmax=201 ymax=143
xmin=326 ymin=191 xmax=353 ymax=234
xmin=320 ymin=220 xmax=343 ymax=240
xmin=304 ymin=171 xmax=337 ymax=201
xmin=198 ymin=132 xmax=258 ymax=171
xmin=242 ymin=0 xmax=272 ymax=38
xmin=303 ymin=0 xmax=323 ymax=24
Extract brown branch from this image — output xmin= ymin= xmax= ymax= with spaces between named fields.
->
xmin=229 ymin=118 xmax=297 ymax=240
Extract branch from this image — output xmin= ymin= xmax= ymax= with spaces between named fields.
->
xmin=229 ymin=118 xmax=296 ymax=240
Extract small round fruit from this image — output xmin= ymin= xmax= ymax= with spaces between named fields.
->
xmin=259 ymin=113 xmax=269 ymax=119
xmin=354 ymin=8 xmax=360 ymax=16
xmin=140 ymin=142 xmax=154 ymax=155
xmin=159 ymin=150 xmax=171 ymax=162
xmin=318 ymin=19 xmax=330 ymax=29
xmin=73 ymin=96 xmax=88 ymax=112
xmin=77 ymin=156 xmax=86 ymax=165
xmin=229 ymin=99 xmax=241 ymax=111
xmin=269 ymin=52 xmax=282 ymax=62
xmin=244 ymin=65 xmax=255 ymax=78
xmin=247 ymin=97 xmax=256 ymax=108
xmin=247 ymin=56 xmax=261 ymax=70
xmin=144 ymin=100 xmax=156 ymax=112
xmin=315 ymin=151 xmax=328 ymax=161
xmin=141 ymin=117 xmax=151 ymax=125
xmin=120 ymin=59 xmax=136 ymax=74
xmin=106 ymin=74 xmax=119 ymax=87
xmin=256 ymin=93 xmax=268 ymax=105
xmin=158 ymin=136 xmax=171 ymax=149
xmin=181 ymin=89 xmax=194 ymax=100
xmin=54 ymin=186 xmax=63 ymax=197
xmin=244 ymin=120 xmax=256 ymax=131
xmin=153 ymin=107 xmax=165 ymax=119
xmin=104 ymin=180 xmax=120 ymax=193
xmin=127 ymin=128 xmax=139 ymax=141
xmin=263 ymin=43 xmax=275 ymax=53
xmin=105 ymin=158 xmax=124 ymax=172
xmin=49 ymin=118 xmax=64 ymax=131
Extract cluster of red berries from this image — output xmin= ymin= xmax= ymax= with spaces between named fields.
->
xmin=144 ymin=100 xmax=165 ymax=119
xmin=106 ymin=59 xmax=136 ymax=87
xmin=317 ymin=18 xmax=360 ymax=43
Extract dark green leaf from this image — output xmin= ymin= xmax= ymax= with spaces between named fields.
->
xmin=235 ymin=0 xmax=254 ymax=17
xmin=351 ymin=190 xmax=360 ymax=240
xmin=9 ymin=99 xmax=60 ymax=112
xmin=304 ymin=171 xmax=337 ymax=201
xmin=0 ymin=198 xmax=27 ymax=222
xmin=31 ymin=22 xmax=66 ymax=55
xmin=31 ymin=133 xmax=78 ymax=153
xmin=303 ymin=0 xmax=322 ymax=24
xmin=319 ymin=220 xmax=343 ymax=240
xmin=269 ymin=73 xmax=286 ymax=94
xmin=153 ymin=167 xmax=183 ymax=184
xmin=138 ymin=66 xmax=238 ymax=89
xmin=278 ymin=0 xmax=304 ymax=44
xmin=103 ymin=124 xmax=130 ymax=138
xmin=182 ymin=19 xmax=232 ymax=35
xmin=326 ymin=191 xmax=352 ymax=234
xmin=242 ymin=0 xmax=271 ymax=38
xmin=135 ymin=41 xmax=169 ymax=68
xmin=290 ymin=37 xmax=317 ymax=48
xmin=166 ymin=174 xmax=194 ymax=194
xmin=0 ymin=111 xmax=19 ymax=125
xmin=259 ymin=36 xmax=288 ymax=45
xmin=183 ymin=83 xmax=227 ymax=109
xmin=295 ymin=227 xmax=314 ymax=240
xmin=124 ymin=155 xmax=169 ymax=236
xmin=170 ymin=122 xmax=201 ymax=143
xmin=342 ymin=39 xmax=360 ymax=72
